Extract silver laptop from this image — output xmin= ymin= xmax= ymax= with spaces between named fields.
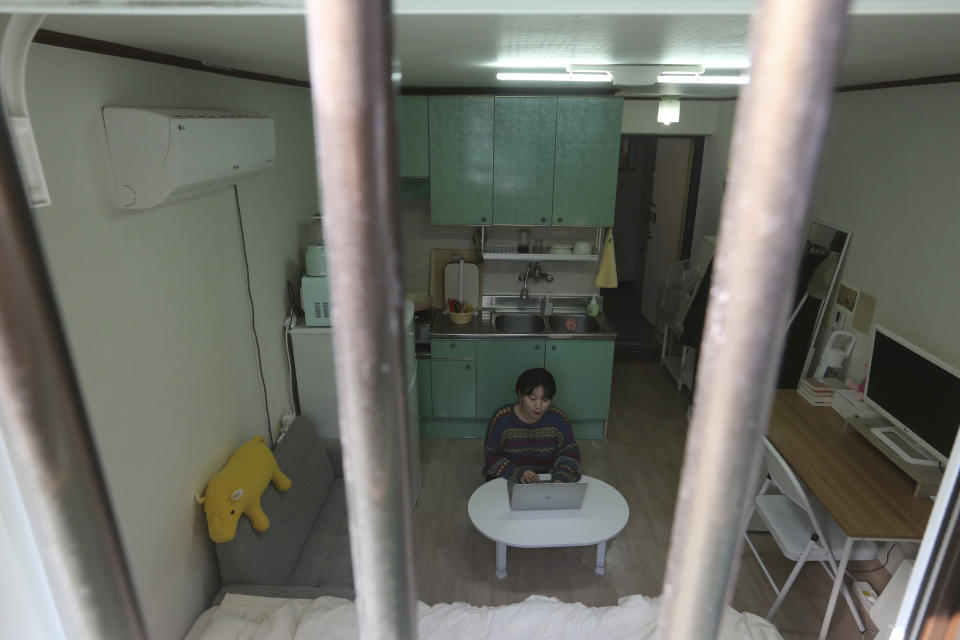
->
xmin=508 ymin=474 xmax=587 ymax=511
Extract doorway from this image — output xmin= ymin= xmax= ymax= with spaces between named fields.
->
xmin=603 ymin=134 xmax=704 ymax=363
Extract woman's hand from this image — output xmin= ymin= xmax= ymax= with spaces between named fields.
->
xmin=520 ymin=470 xmax=539 ymax=484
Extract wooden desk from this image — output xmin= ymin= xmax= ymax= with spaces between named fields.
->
xmin=767 ymin=390 xmax=933 ymax=639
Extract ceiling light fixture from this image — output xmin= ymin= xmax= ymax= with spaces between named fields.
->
xmin=657 ymin=74 xmax=749 ymax=85
xmin=658 ymin=98 xmax=680 ymax=126
xmin=569 ymin=64 xmax=702 ymax=87
xmin=496 ymin=71 xmax=612 ymax=83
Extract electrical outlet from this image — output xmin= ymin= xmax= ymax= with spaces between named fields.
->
xmin=831 ymin=306 xmax=849 ymax=328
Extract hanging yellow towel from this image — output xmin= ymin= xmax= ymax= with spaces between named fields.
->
xmin=594 ymin=228 xmax=618 ymax=288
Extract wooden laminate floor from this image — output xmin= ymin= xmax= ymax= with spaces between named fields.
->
xmin=411 ymin=362 xmax=885 ymax=639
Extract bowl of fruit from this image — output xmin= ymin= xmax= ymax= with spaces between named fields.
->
xmin=447 ymin=299 xmax=474 ymax=325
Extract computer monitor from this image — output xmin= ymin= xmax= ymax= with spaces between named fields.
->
xmin=863 ymin=326 xmax=960 ymax=466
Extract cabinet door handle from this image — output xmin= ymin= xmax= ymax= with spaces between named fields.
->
xmin=450 ymin=343 xmax=456 ymax=349
xmin=557 ymin=217 xmax=563 ymax=223
xmin=535 ymin=344 xmax=540 ymax=350
xmin=551 ymin=344 xmax=557 ymax=351
xmin=465 ymin=363 xmax=471 ymax=370
xmin=540 ymin=216 xmax=546 ymax=223
xmin=481 ymin=216 xmax=487 ymax=223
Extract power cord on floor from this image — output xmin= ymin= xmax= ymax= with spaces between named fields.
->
xmin=233 ymin=184 xmax=273 ymax=448
xmin=845 ymin=543 xmax=896 ymax=583
xmin=278 ymin=299 xmax=298 ymax=440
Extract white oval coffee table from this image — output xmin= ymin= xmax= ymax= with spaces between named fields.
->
xmin=467 ymin=475 xmax=629 ymax=579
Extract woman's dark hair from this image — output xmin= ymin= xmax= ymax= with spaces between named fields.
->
xmin=515 ymin=368 xmax=556 ymax=399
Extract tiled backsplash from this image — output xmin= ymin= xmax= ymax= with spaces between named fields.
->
xmin=482 ymin=259 xmax=599 ymax=296
xmin=399 ymin=198 xmax=603 ymax=298
xmin=398 ymin=198 xmax=472 ymax=294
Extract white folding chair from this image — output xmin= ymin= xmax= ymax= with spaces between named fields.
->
xmin=742 ymin=439 xmax=877 ymax=631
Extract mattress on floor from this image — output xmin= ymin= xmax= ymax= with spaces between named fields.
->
xmin=185 ymin=591 xmax=783 ymax=640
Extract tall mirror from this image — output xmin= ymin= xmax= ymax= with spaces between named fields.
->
xmin=777 ymin=221 xmax=851 ymax=388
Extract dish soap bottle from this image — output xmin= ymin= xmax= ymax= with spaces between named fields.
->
xmin=586 ymin=296 xmax=599 ymax=317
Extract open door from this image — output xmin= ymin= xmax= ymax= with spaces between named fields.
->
xmin=640 ymin=138 xmax=694 ymax=325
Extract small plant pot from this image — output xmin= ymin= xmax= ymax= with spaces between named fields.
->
xmin=449 ymin=311 xmax=473 ymax=325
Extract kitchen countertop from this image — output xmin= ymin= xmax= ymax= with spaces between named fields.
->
xmin=430 ymin=311 xmax=617 ymax=340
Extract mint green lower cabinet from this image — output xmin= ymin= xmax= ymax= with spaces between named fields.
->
xmin=417 ymin=358 xmax=432 ymax=418
xmin=476 ymin=339 xmax=546 ymax=419
xmin=431 ymin=359 xmax=476 ymax=418
xmin=545 ymin=340 xmax=615 ymax=420
xmin=422 ymin=337 xmax=613 ymax=438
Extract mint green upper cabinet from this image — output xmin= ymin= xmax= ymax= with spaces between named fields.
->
xmin=398 ymin=96 xmax=429 ymax=178
xmin=476 ymin=339 xmax=546 ymax=418
xmin=552 ymin=97 xmax=624 ymax=227
xmin=545 ymin=340 xmax=615 ymax=420
xmin=428 ymin=97 xmax=494 ymax=225
xmin=493 ymin=97 xmax=557 ymax=226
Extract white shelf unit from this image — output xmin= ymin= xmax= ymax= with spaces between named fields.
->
xmin=658 ymin=236 xmax=716 ymax=392
xmin=478 ymin=225 xmax=605 ymax=262
xmin=660 ymin=322 xmax=697 ymax=392
xmin=482 ymin=252 xmax=599 ymax=262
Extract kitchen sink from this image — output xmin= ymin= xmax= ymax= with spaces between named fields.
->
xmin=546 ymin=314 xmax=603 ymax=334
xmin=493 ymin=313 xmax=545 ymax=334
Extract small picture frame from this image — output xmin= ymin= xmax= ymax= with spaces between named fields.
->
xmin=836 ymin=282 xmax=858 ymax=313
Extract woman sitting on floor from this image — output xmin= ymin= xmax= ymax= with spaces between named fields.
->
xmin=483 ymin=367 xmax=581 ymax=484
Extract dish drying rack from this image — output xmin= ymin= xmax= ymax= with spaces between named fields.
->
xmin=477 ymin=226 xmax=603 ymax=261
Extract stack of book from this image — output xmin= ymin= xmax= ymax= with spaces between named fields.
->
xmin=798 ymin=377 xmax=845 ymax=406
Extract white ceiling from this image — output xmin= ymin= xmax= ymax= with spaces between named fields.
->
xmin=37 ymin=2 xmax=960 ymax=98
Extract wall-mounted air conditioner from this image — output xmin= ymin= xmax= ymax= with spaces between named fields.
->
xmin=102 ymin=107 xmax=275 ymax=209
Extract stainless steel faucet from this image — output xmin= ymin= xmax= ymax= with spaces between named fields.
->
xmin=518 ymin=262 xmax=553 ymax=299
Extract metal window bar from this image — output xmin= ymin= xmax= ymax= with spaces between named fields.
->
xmin=304 ymin=1 xmax=417 ymax=639
xmin=658 ymin=1 xmax=853 ymax=639
xmin=894 ymin=428 xmax=960 ymax=640
xmin=0 ymin=90 xmax=147 ymax=638
xmin=0 ymin=1 xmax=958 ymax=640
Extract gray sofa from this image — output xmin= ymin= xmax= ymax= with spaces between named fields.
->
xmin=213 ymin=416 xmax=354 ymax=603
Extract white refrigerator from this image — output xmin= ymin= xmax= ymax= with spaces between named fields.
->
xmin=289 ymin=300 xmax=421 ymax=507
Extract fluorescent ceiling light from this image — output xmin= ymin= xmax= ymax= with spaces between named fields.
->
xmin=490 ymin=59 xmax=603 ymax=69
xmin=657 ymin=74 xmax=749 ymax=85
xmin=497 ymin=71 xmax=612 ymax=83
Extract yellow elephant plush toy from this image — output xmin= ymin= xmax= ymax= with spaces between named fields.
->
xmin=198 ymin=435 xmax=291 ymax=543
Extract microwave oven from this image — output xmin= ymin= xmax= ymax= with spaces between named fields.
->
xmin=302 ymin=275 xmax=332 ymax=327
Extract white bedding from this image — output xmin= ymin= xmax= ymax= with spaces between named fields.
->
xmin=185 ymin=592 xmax=783 ymax=640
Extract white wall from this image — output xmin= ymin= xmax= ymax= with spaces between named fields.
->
xmin=691 ymin=100 xmax=735 ymax=255
xmin=621 ymin=99 xmax=720 ymax=135
xmin=807 ymin=82 xmax=960 ymax=374
xmin=398 ymin=197 xmax=473 ymax=295
xmin=25 ymin=44 xmax=317 ymax=639
xmin=685 ymin=84 xmax=960 ymax=374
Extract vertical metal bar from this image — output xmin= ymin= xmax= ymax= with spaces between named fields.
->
xmin=0 ymin=103 xmax=146 ymax=636
xmin=659 ymin=1 xmax=851 ymax=638
xmin=896 ymin=432 xmax=960 ymax=640
xmin=304 ymin=2 xmax=417 ymax=640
